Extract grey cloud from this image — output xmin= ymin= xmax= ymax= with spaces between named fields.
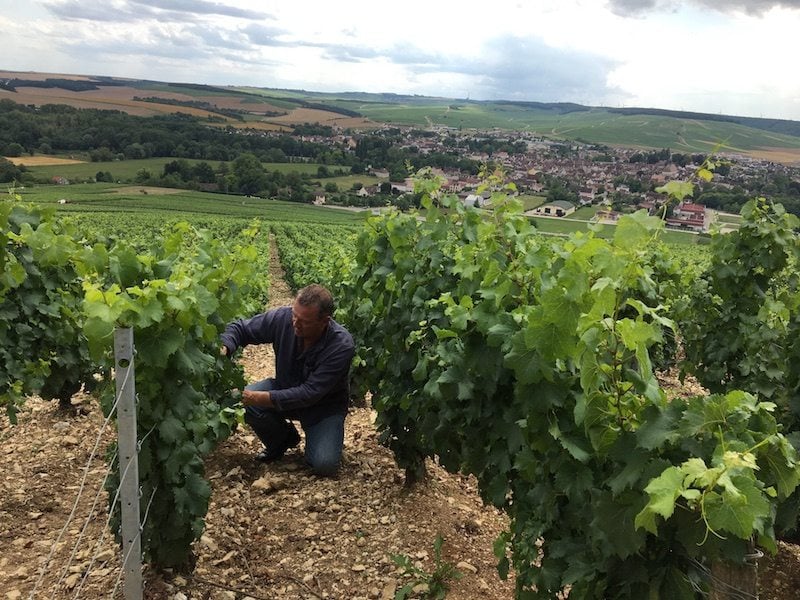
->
xmin=50 ymin=20 xmax=256 ymax=64
xmin=306 ymin=35 xmax=621 ymax=104
xmin=322 ymin=44 xmax=384 ymax=63
xmin=321 ymin=42 xmax=441 ymax=66
xmin=130 ymin=0 xmax=270 ymax=20
xmin=189 ymin=23 xmax=255 ymax=52
xmin=241 ymin=23 xmax=292 ymax=47
xmin=607 ymin=0 xmax=800 ymax=16
xmin=456 ymin=37 xmax=621 ymax=103
xmin=43 ymin=0 xmax=270 ymax=23
xmin=42 ymin=0 xmax=147 ymax=22
xmin=383 ymin=36 xmax=620 ymax=104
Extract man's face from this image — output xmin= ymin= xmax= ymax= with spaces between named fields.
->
xmin=291 ymin=300 xmax=329 ymax=340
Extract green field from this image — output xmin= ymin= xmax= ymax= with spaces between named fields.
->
xmin=315 ymin=174 xmax=382 ymax=190
xmin=715 ymin=212 xmax=743 ymax=224
xmin=529 ymin=215 xmax=701 ymax=244
xmin=22 ymin=158 xmax=330 ymax=181
xmin=11 ymin=181 xmax=704 ymax=244
xmin=518 ymin=194 xmax=547 ymax=211
xmin=301 ymin=96 xmax=800 ymax=155
xmin=16 ymin=183 xmax=367 ymax=224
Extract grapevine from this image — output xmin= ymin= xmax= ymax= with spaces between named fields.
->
xmin=1 ymin=189 xmax=97 ymax=422
xmin=76 ymin=221 xmax=263 ymax=568
xmin=335 ymin=169 xmax=800 ymax=598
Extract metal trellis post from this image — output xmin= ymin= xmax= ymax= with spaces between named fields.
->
xmin=114 ymin=327 xmax=143 ymax=600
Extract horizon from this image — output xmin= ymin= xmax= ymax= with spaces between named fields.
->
xmin=4 ymin=66 xmax=798 ymax=127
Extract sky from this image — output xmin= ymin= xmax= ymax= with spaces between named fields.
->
xmin=2 ymin=0 xmax=799 ymax=121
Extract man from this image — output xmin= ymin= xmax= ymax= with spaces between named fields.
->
xmin=220 ymin=284 xmax=355 ymax=476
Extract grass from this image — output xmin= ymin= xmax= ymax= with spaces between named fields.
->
xmin=22 ymin=158 xmax=336 ymax=181
xmin=314 ymin=174 xmax=382 ymax=190
xmin=518 ymin=194 xmax=547 ymax=211
xmin=572 ymin=205 xmax=602 ymax=220
xmin=15 ymin=183 xmax=368 ymax=225
xmin=319 ymin=97 xmax=800 ymax=154
xmin=11 ymin=181 xmax=702 ymax=244
xmin=529 ymin=215 xmax=701 ymax=244
xmin=715 ymin=213 xmax=743 ymax=224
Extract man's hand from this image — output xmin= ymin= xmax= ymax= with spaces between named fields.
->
xmin=220 ymin=345 xmax=228 ymax=356
xmin=242 ymin=389 xmax=274 ymax=408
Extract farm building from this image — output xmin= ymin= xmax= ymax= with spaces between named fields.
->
xmin=666 ymin=201 xmax=707 ymax=232
xmin=533 ymin=200 xmax=576 ymax=217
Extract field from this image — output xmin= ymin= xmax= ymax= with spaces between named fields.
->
xmin=15 ymin=157 xmax=341 ymax=182
xmin=345 ymin=100 xmax=800 ymax=157
xmin=15 ymin=183 xmax=367 ymax=224
xmin=8 ymin=180 xmax=712 ymax=243
xmin=6 ymin=156 xmax=84 ymax=166
xmin=4 ymin=70 xmax=800 ymax=164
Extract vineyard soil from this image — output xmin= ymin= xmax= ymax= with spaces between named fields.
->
xmin=1 ymin=245 xmax=800 ymax=599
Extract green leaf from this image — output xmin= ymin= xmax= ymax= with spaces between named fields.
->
xmin=159 ymin=413 xmax=185 ymax=444
xmin=656 ymin=180 xmax=694 ymax=201
xmin=136 ymin=327 xmax=184 ymax=365
xmin=704 ymin=477 xmax=770 ymax=539
xmin=636 ymin=405 xmax=680 ymax=450
xmin=635 ymin=466 xmax=684 ymax=533
xmin=613 ymin=210 xmax=661 ymax=250
xmin=760 ymin=436 xmax=800 ymax=499
xmin=592 ymin=492 xmax=646 ymax=559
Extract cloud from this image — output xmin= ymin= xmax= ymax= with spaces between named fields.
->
xmin=607 ymin=0 xmax=800 ymax=16
xmin=130 ymin=0 xmax=269 ymax=20
xmin=43 ymin=0 xmax=270 ymax=23
xmin=403 ymin=36 xmax=621 ymax=104
xmin=42 ymin=0 xmax=144 ymax=22
xmin=241 ymin=23 xmax=292 ymax=48
xmin=287 ymin=34 xmax=621 ymax=104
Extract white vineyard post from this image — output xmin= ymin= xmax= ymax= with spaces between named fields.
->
xmin=114 ymin=327 xmax=143 ymax=600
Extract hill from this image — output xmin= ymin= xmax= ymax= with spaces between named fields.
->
xmin=3 ymin=70 xmax=800 ymax=163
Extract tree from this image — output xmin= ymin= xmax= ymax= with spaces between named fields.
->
xmin=124 ymin=143 xmax=147 ymax=160
xmin=0 ymin=157 xmax=22 ymax=183
xmin=232 ymin=153 xmax=268 ymax=195
xmin=4 ymin=142 xmax=24 ymax=157
xmin=134 ymin=168 xmax=152 ymax=184
xmin=192 ymin=161 xmax=216 ymax=184
xmin=163 ymin=159 xmax=193 ymax=181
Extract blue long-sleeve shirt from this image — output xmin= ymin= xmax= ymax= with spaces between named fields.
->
xmin=221 ymin=306 xmax=355 ymax=423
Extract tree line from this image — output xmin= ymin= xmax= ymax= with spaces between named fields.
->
xmin=0 ymin=100 xmax=483 ymax=203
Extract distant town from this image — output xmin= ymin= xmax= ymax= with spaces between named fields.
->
xmin=305 ymin=125 xmax=800 ymax=234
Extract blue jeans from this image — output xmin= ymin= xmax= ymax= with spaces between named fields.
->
xmin=244 ymin=378 xmax=345 ymax=476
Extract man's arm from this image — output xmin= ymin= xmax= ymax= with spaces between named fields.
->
xmin=220 ymin=309 xmax=282 ymax=355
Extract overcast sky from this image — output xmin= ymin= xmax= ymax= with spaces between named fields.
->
xmin=2 ymin=0 xmax=799 ymax=121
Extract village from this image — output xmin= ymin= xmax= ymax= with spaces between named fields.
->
xmin=305 ymin=125 xmax=800 ymax=233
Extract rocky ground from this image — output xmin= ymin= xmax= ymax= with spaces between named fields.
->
xmin=2 ymin=247 xmax=800 ymax=599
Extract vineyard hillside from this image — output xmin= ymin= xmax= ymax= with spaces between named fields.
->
xmin=0 ymin=240 xmax=514 ymax=599
xmin=1 ymin=233 xmax=800 ymax=599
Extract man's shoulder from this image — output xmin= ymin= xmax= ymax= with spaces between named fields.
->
xmin=268 ymin=305 xmax=293 ymax=320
